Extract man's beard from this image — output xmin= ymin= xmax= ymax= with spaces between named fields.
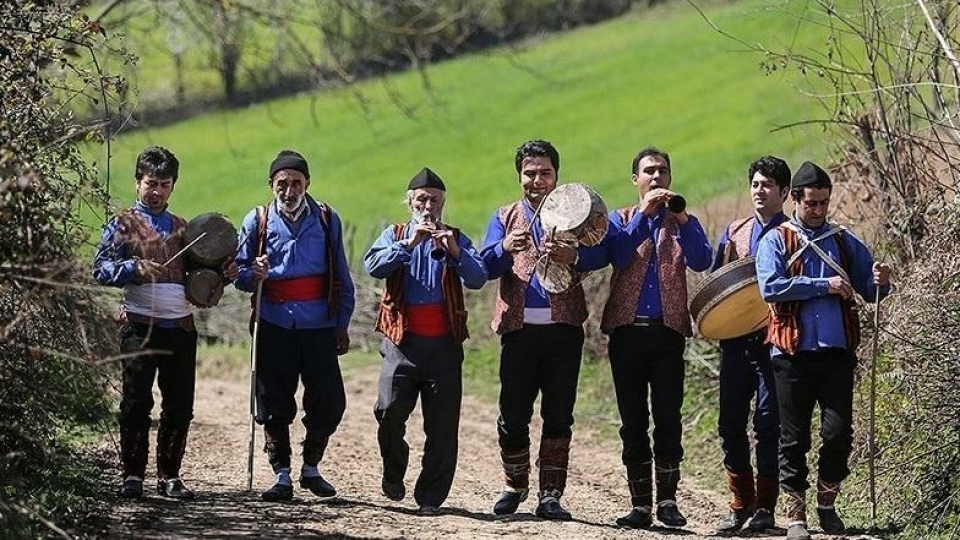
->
xmin=412 ymin=209 xmax=440 ymax=224
xmin=278 ymin=194 xmax=305 ymax=214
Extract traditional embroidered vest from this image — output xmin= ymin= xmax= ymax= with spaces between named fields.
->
xmin=375 ymin=223 xmax=469 ymax=345
xmin=766 ymin=225 xmax=861 ymax=355
xmin=490 ymin=201 xmax=588 ymax=335
xmin=721 ymin=216 xmax=755 ymax=265
xmin=600 ymin=207 xmax=692 ymax=336
xmin=115 ymin=208 xmax=187 ymax=285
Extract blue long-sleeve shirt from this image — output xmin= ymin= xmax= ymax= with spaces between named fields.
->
xmin=235 ymin=196 xmax=355 ymax=330
xmin=93 ymin=201 xmax=177 ymax=287
xmin=480 ymin=199 xmax=608 ymax=308
xmin=711 ymin=212 xmax=787 ymax=271
xmin=363 ymin=220 xmax=488 ymax=300
xmin=756 ymin=217 xmax=890 ymax=353
xmin=608 ymin=207 xmax=712 ymax=318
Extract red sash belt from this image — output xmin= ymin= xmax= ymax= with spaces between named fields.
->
xmin=407 ymin=303 xmax=450 ymax=337
xmin=264 ymin=275 xmax=328 ymax=302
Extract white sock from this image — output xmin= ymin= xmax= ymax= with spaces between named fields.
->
xmin=275 ymin=468 xmax=292 ymax=486
xmin=301 ymin=465 xmax=320 ymax=478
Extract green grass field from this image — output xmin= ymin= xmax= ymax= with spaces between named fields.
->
xmin=87 ymin=0 xmax=841 ymax=247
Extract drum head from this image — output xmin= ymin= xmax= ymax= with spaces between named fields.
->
xmin=185 ymin=213 xmax=238 ymax=268
xmin=535 ymin=255 xmax=576 ymax=294
xmin=540 ymin=183 xmax=596 ymax=232
xmin=690 ymin=256 xmax=768 ymax=340
xmin=185 ymin=268 xmax=224 ymax=308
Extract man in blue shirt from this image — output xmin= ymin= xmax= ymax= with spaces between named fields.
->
xmin=600 ymin=147 xmax=712 ymax=529
xmin=756 ymin=161 xmax=891 ymax=540
xmin=712 ymin=156 xmax=790 ymax=535
xmin=94 ymin=146 xmax=238 ymax=500
xmin=481 ymin=140 xmax=608 ymax=521
xmin=235 ymin=150 xmax=356 ymax=502
xmin=364 ymin=167 xmax=486 ymax=515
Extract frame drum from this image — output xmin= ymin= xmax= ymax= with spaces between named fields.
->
xmin=185 ymin=268 xmax=225 ymax=308
xmin=689 ymin=256 xmax=768 ymax=340
xmin=539 ymin=183 xmax=609 ymax=247
xmin=184 ymin=212 xmax=238 ymax=268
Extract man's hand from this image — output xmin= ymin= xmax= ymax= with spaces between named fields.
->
xmin=222 ymin=259 xmax=240 ymax=281
xmin=335 ymin=327 xmax=350 ymax=355
xmin=136 ymin=259 xmax=162 ymax=281
xmin=544 ymin=238 xmax=577 ymax=265
xmin=640 ymin=188 xmax=674 ymax=216
xmin=252 ymin=255 xmax=269 ymax=283
xmin=873 ymin=262 xmax=891 ymax=286
xmin=502 ymin=230 xmax=532 ymax=254
xmin=827 ymin=275 xmax=853 ymax=300
xmin=432 ymin=228 xmax=461 ymax=260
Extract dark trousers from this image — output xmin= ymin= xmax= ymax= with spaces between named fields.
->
xmin=771 ymin=349 xmax=856 ymax=493
xmin=119 ymin=322 xmax=197 ymax=478
xmin=375 ymin=334 xmax=463 ymax=507
xmin=718 ymin=331 xmax=779 ymax=478
xmin=608 ymin=324 xmax=686 ymax=467
xmin=497 ymin=324 xmax=584 ymax=451
xmin=255 ymin=320 xmax=346 ymax=471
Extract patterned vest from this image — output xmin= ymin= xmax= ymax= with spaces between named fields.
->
xmin=375 ymin=223 xmax=469 ymax=345
xmin=490 ymin=201 xmax=588 ymax=335
xmin=600 ymin=207 xmax=692 ymax=336
xmin=115 ymin=208 xmax=187 ymax=285
xmin=721 ymin=216 xmax=755 ymax=265
xmin=766 ymin=225 xmax=861 ymax=355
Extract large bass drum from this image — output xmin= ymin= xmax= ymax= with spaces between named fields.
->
xmin=184 ymin=212 xmax=238 ymax=268
xmin=689 ymin=256 xmax=768 ymax=340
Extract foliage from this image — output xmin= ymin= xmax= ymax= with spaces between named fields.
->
xmin=0 ymin=0 xmax=120 ymax=536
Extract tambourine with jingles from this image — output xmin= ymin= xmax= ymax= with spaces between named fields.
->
xmin=689 ymin=256 xmax=769 ymax=340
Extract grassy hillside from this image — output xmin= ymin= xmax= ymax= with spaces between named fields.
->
xmin=87 ymin=0 xmax=837 ymax=245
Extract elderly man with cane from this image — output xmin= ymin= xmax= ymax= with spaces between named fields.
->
xmin=235 ymin=150 xmax=355 ymax=502
xmin=756 ymin=161 xmax=891 ymax=540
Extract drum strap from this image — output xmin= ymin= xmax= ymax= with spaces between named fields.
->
xmin=783 ymin=223 xmax=851 ymax=283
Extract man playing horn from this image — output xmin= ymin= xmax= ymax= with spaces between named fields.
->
xmin=363 ymin=167 xmax=487 ymax=515
xmin=481 ymin=139 xmax=607 ymax=521
xmin=601 ymin=146 xmax=712 ymax=529
xmin=712 ymin=156 xmax=791 ymax=534
xmin=94 ymin=146 xmax=239 ymax=500
xmin=756 ymin=162 xmax=891 ymax=540
xmin=234 ymin=150 xmax=355 ymax=502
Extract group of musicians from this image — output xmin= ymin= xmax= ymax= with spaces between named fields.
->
xmin=94 ymin=142 xmax=891 ymax=539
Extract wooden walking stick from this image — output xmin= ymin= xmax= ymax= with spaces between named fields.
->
xmin=868 ymin=284 xmax=882 ymax=520
xmin=246 ymin=281 xmax=263 ymax=492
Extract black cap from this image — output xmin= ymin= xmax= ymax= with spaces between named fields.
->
xmin=269 ymin=150 xmax=310 ymax=180
xmin=791 ymin=161 xmax=831 ymax=189
xmin=407 ymin=167 xmax=446 ymax=191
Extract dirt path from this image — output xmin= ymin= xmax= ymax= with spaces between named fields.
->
xmin=98 ymin=361 xmax=732 ymax=539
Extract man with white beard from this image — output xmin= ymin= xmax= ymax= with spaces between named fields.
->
xmin=363 ymin=167 xmax=487 ymax=515
xmin=235 ymin=149 xmax=355 ymax=502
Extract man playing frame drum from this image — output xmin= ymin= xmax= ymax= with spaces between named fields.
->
xmin=756 ymin=162 xmax=891 ymax=540
xmin=710 ymin=156 xmax=791 ymax=535
xmin=235 ymin=150 xmax=355 ymax=502
xmin=481 ymin=140 xmax=607 ymax=521
xmin=363 ymin=167 xmax=487 ymax=515
xmin=600 ymin=146 xmax=712 ymax=529
xmin=93 ymin=146 xmax=239 ymax=500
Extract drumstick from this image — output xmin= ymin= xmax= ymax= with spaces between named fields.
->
xmin=162 ymin=232 xmax=208 ymax=268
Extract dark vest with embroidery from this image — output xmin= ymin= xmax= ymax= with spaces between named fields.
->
xmin=115 ymin=208 xmax=187 ymax=285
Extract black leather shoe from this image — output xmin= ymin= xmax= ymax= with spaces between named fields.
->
xmin=616 ymin=506 xmax=653 ymax=529
xmin=786 ymin=522 xmax=812 ymax=540
xmin=261 ymin=482 xmax=293 ymax=502
xmin=715 ymin=508 xmax=750 ymax=534
xmin=382 ymin=480 xmax=406 ymax=502
xmin=300 ymin=475 xmax=336 ymax=497
xmin=535 ymin=494 xmax=572 ymax=521
xmin=117 ymin=477 xmax=143 ymax=499
xmin=158 ymin=478 xmax=195 ymax=500
xmin=747 ymin=508 xmax=775 ymax=531
xmin=816 ymin=507 xmax=846 ymax=534
xmin=656 ymin=501 xmax=688 ymax=527
xmin=493 ymin=489 xmax=528 ymax=515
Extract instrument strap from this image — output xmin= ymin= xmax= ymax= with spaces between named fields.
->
xmin=783 ymin=222 xmax=851 ymax=283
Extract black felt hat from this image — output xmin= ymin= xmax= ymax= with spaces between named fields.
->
xmin=407 ymin=167 xmax=446 ymax=191
xmin=269 ymin=150 xmax=310 ymax=180
xmin=791 ymin=161 xmax=831 ymax=189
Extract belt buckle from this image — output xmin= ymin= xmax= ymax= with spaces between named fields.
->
xmin=632 ymin=316 xmax=661 ymax=327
